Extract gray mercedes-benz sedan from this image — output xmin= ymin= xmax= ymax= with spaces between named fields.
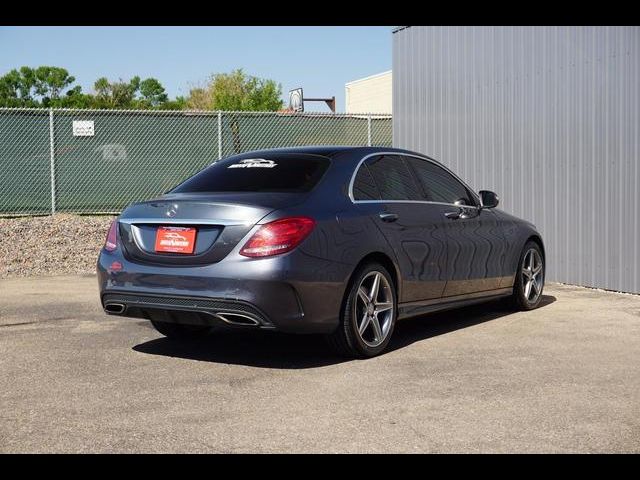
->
xmin=98 ymin=146 xmax=545 ymax=358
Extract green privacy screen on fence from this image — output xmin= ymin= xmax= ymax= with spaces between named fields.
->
xmin=0 ymin=108 xmax=392 ymax=215
xmin=0 ymin=109 xmax=52 ymax=214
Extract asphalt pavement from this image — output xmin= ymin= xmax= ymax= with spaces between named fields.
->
xmin=1 ymin=275 xmax=639 ymax=453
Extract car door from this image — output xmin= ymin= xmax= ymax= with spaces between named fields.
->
xmin=353 ymin=154 xmax=448 ymax=302
xmin=404 ymin=155 xmax=506 ymax=297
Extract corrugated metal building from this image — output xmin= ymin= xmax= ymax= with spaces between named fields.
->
xmin=392 ymin=26 xmax=639 ymax=294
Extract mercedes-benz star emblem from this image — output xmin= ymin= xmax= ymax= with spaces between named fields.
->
xmin=166 ymin=204 xmax=178 ymax=217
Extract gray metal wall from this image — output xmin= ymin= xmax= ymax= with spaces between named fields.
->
xmin=392 ymin=26 xmax=640 ymax=294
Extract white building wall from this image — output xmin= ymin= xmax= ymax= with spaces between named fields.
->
xmin=345 ymin=70 xmax=392 ymax=114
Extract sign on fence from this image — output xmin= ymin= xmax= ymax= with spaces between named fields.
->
xmin=72 ymin=120 xmax=95 ymax=137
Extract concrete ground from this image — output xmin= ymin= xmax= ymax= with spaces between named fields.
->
xmin=1 ymin=275 xmax=639 ymax=453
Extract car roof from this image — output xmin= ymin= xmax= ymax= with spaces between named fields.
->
xmin=231 ymin=145 xmax=423 ymax=159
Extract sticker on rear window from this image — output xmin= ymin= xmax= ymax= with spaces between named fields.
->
xmin=228 ymin=158 xmax=277 ymax=169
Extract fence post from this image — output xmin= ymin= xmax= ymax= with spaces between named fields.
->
xmin=49 ymin=108 xmax=56 ymax=214
xmin=217 ymin=111 xmax=222 ymax=160
xmin=367 ymin=115 xmax=372 ymax=146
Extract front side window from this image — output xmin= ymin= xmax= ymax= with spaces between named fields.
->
xmin=171 ymin=155 xmax=330 ymax=194
xmin=406 ymin=156 xmax=474 ymax=205
xmin=364 ymin=155 xmax=422 ymax=201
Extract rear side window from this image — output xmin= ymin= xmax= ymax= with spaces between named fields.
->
xmin=365 ymin=155 xmax=422 ymax=201
xmin=171 ymin=155 xmax=330 ymax=193
xmin=352 ymin=164 xmax=380 ymax=200
xmin=406 ymin=156 xmax=474 ymax=205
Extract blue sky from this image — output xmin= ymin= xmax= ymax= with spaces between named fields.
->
xmin=0 ymin=26 xmax=392 ymax=112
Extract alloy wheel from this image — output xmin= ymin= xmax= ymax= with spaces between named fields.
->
xmin=522 ymin=248 xmax=544 ymax=303
xmin=354 ymin=271 xmax=395 ymax=348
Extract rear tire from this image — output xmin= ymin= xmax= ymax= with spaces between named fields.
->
xmin=326 ymin=262 xmax=397 ymax=358
xmin=510 ymin=241 xmax=545 ymax=311
xmin=150 ymin=320 xmax=210 ymax=340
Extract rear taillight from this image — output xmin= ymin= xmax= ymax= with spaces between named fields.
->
xmin=104 ymin=220 xmax=118 ymax=252
xmin=239 ymin=216 xmax=315 ymax=258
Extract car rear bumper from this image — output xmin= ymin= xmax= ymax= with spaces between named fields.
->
xmin=102 ymin=291 xmax=274 ymax=328
xmin=97 ymin=247 xmax=350 ymax=334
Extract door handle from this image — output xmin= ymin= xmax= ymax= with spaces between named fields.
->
xmin=444 ymin=211 xmax=461 ymax=220
xmin=378 ymin=212 xmax=399 ymax=223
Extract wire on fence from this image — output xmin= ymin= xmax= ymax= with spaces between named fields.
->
xmin=0 ymin=108 xmax=392 ymax=216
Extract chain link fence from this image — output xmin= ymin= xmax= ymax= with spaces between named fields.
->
xmin=0 ymin=108 xmax=392 ymax=216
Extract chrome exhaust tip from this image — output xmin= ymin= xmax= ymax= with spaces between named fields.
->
xmin=104 ymin=303 xmax=126 ymax=314
xmin=216 ymin=312 xmax=260 ymax=326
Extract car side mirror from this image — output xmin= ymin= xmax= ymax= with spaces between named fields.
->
xmin=479 ymin=190 xmax=499 ymax=209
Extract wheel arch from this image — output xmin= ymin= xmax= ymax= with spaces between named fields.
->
xmin=525 ymin=234 xmax=546 ymax=261
xmin=346 ymin=252 xmax=401 ymax=302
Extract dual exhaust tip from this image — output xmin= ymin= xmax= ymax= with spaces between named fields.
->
xmin=103 ymin=303 xmax=260 ymax=327
xmin=104 ymin=303 xmax=126 ymax=314
xmin=215 ymin=312 xmax=260 ymax=326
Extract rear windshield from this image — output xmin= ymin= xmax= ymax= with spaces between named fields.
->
xmin=171 ymin=155 xmax=330 ymax=193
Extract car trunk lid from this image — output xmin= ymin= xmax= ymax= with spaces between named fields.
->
xmin=117 ymin=192 xmax=305 ymax=265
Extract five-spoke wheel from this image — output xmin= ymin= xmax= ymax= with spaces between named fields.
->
xmin=355 ymin=271 xmax=395 ymax=348
xmin=327 ymin=262 xmax=397 ymax=358
xmin=511 ymin=241 xmax=545 ymax=310
xmin=522 ymin=248 xmax=544 ymax=304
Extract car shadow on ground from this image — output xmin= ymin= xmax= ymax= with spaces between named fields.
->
xmin=132 ymin=295 xmax=556 ymax=369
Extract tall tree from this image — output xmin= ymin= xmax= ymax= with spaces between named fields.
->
xmin=186 ymin=69 xmax=283 ymax=111
xmin=184 ymin=86 xmax=211 ymax=110
xmin=92 ymin=76 xmax=173 ymax=109
xmin=0 ymin=66 xmax=77 ymax=107
xmin=1 ymin=66 xmax=185 ymax=110
xmin=0 ymin=69 xmax=25 ymax=106
xmin=138 ymin=78 xmax=169 ymax=107
xmin=32 ymin=66 xmax=76 ymax=105
xmin=16 ymin=67 xmax=37 ymax=102
xmin=93 ymin=76 xmax=141 ymax=108
xmin=50 ymin=85 xmax=96 ymax=108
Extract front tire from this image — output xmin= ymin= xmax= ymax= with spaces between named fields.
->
xmin=150 ymin=320 xmax=211 ymax=340
xmin=327 ymin=262 xmax=397 ymax=358
xmin=511 ymin=241 xmax=545 ymax=310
